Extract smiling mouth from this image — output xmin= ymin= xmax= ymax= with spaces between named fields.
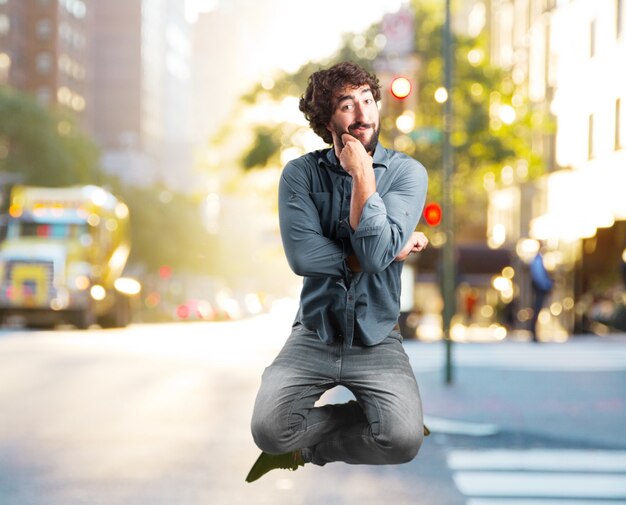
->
xmin=349 ymin=123 xmax=372 ymax=133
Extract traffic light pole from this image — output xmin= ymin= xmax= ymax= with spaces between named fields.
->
xmin=442 ymin=0 xmax=456 ymax=385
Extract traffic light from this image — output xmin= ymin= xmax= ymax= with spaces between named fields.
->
xmin=423 ymin=202 xmax=442 ymax=226
xmin=380 ymin=72 xmax=417 ymax=142
xmin=390 ymin=76 xmax=412 ymax=100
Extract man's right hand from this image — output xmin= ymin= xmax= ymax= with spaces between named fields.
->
xmin=339 ymin=134 xmax=374 ymax=180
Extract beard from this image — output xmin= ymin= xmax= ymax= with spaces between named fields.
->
xmin=336 ymin=122 xmax=380 ymax=154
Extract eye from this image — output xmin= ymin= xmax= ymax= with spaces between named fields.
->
xmin=341 ymin=103 xmax=354 ymax=111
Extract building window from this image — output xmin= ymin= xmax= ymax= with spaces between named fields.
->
xmin=544 ymin=22 xmax=551 ymax=94
xmin=37 ymin=86 xmax=52 ymax=106
xmin=0 ymin=14 xmax=9 ymax=36
xmin=588 ymin=113 xmax=594 ymax=159
xmin=617 ymin=98 xmax=623 ymax=150
xmin=36 ymin=19 xmax=52 ymax=40
xmin=0 ymin=52 xmax=10 ymax=84
xmin=544 ymin=0 xmax=557 ymax=12
xmin=35 ymin=52 xmax=52 ymax=74
xmin=60 ymin=0 xmax=87 ymax=19
xmin=590 ymin=19 xmax=596 ymax=58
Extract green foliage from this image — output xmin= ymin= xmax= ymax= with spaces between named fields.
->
xmin=0 ymin=87 xmax=216 ymax=276
xmin=228 ymin=3 xmax=553 ymax=237
xmin=109 ymin=181 xmax=218 ymax=275
xmin=236 ymin=31 xmax=383 ymax=172
xmin=0 ymin=86 xmax=100 ymax=187
xmin=242 ymin=27 xmax=382 ymax=110
xmin=241 ymin=126 xmax=282 ymax=170
xmin=396 ymin=0 xmax=552 ymax=234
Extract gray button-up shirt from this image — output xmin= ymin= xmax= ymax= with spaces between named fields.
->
xmin=279 ymin=143 xmax=428 ymax=346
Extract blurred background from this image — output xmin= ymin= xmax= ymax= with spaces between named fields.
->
xmin=0 ymin=0 xmax=624 ymax=341
xmin=1 ymin=2 xmax=626 ymax=504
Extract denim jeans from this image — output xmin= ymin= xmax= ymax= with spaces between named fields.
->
xmin=251 ymin=323 xmax=424 ymax=466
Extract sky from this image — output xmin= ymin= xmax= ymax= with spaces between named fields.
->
xmin=187 ymin=0 xmax=408 ymax=76
xmin=187 ymin=0 xmax=411 ymax=141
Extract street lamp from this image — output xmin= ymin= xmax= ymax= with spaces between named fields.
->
xmin=434 ymin=86 xmax=448 ymax=103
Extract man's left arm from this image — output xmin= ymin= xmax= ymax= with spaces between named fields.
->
xmin=349 ymin=159 xmax=428 ymax=273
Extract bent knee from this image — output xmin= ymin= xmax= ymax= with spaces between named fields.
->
xmin=396 ymin=432 xmax=423 ymax=462
xmin=251 ymin=416 xmax=281 ymax=453
xmin=251 ymin=415 xmax=294 ymax=454
xmin=377 ymin=422 xmax=423 ymax=464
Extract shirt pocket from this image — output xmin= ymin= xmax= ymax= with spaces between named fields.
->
xmin=309 ymin=191 xmax=333 ymax=237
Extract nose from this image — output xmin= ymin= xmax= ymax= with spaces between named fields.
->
xmin=354 ymin=101 xmax=368 ymax=122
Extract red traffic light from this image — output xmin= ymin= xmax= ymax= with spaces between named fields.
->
xmin=390 ymin=76 xmax=412 ymax=99
xmin=423 ymin=202 xmax=442 ymax=226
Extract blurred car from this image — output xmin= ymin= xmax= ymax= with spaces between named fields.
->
xmin=175 ymin=299 xmax=216 ymax=321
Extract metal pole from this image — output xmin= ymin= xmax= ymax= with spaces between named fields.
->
xmin=442 ymin=0 xmax=456 ymax=385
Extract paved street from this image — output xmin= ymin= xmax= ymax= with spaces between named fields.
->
xmin=0 ymin=310 xmax=625 ymax=505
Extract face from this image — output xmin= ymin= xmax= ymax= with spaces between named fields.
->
xmin=326 ymin=84 xmax=380 ymax=154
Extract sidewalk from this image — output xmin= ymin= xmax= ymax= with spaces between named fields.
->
xmin=406 ymin=336 xmax=626 ymax=449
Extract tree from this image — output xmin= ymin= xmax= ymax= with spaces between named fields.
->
xmin=241 ymin=125 xmax=282 ymax=170
xmin=0 ymin=86 xmax=100 ymax=188
xmin=104 ymin=180 xmax=218 ymax=275
xmin=229 ymin=2 xmax=552 ymax=239
xmin=0 ymin=87 xmax=217 ymax=276
xmin=400 ymin=0 xmax=550 ymax=238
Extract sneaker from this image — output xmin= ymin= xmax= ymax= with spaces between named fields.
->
xmin=245 ymin=450 xmax=304 ymax=483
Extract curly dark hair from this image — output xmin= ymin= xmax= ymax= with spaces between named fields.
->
xmin=299 ymin=61 xmax=381 ymax=145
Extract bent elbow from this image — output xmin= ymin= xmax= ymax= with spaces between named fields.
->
xmin=287 ymin=256 xmax=307 ymax=277
xmin=358 ymin=256 xmax=388 ymax=274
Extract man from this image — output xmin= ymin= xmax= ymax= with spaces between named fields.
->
xmin=246 ymin=61 xmax=429 ymax=483
xmin=529 ymin=247 xmax=553 ymax=342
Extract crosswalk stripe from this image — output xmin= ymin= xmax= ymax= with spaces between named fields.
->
xmin=453 ymin=472 xmax=626 ymax=499
xmin=466 ymin=500 xmax=623 ymax=505
xmin=406 ymin=342 xmax=626 ymax=371
xmin=424 ymin=416 xmax=499 ymax=437
xmin=448 ymin=449 xmax=626 ymax=472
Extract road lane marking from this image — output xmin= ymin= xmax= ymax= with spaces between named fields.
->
xmin=448 ymin=449 xmax=626 ymax=502
xmin=424 ymin=416 xmax=499 ymax=437
xmin=467 ymin=500 xmax=624 ymax=505
xmin=448 ymin=449 xmax=626 ymax=472
xmin=453 ymin=471 xmax=626 ymax=499
xmin=406 ymin=342 xmax=626 ymax=371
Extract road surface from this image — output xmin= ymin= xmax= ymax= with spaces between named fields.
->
xmin=1 ymin=312 xmax=625 ymax=504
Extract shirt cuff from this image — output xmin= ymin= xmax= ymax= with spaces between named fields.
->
xmin=352 ymin=192 xmax=386 ymax=238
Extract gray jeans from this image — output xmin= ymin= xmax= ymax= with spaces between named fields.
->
xmin=250 ymin=323 xmax=424 ymax=466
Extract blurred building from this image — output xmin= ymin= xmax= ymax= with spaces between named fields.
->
xmin=487 ymin=0 xmax=626 ymax=336
xmin=0 ymin=0 xmax=91 ymax=123
xmin=0 ymin=0 xmax=195 ymax=191
xmin=190 ymin=5 xmax=249 ymax=147
xmin=92 ymin=0 xmax=194 ymax=190
xmin=190 ymin=0 xmax=303 ymax=146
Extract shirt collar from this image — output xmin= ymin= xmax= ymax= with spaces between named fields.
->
xmin=319 ymin=142 xmax=390 ymax=173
